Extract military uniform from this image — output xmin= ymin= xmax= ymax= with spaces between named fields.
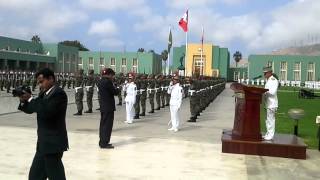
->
xmin=85 ymin=70 xmax=95 ymax=113
xmin=139 ymin=74 xmax=148 ymax=116
xmin=125 ymin=74 xmax=137 ymax=124
xmin=74 ymin=69 xmax=85 ymax=115
xmin=147 ymin=74 xmax=155 ymax=113
xmin=155 ymin=75 xmax=162 ymax=110
xmin=188 ymin=78 xmax=198 ymax=122
xmin=116 ymin=73 xmax=124 ymax=105
xmin=263 ymin=69 xmax=279 ymax=141
xmin=134 ymin=74 xmax=141 ymax=119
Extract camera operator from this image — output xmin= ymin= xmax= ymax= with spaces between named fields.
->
xmin=17 ymin=68 xmax=68 ymax=180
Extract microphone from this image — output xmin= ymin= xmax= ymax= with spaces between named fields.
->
xmin=253 ymin=75 xmax=262 ymax=80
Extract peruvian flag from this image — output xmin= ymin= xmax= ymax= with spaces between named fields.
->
xmin=178 ymin=10 xmax=188 ymax=32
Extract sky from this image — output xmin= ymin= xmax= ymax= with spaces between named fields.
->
xmin=1 ymin=0 xmax=320 ymax=57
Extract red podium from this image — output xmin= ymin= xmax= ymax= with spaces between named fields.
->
xmin=221 ymin=83 xmax=307 ymax=159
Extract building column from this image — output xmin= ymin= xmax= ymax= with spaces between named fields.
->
xmin=36 ymin=62 xmax=40 ymax=70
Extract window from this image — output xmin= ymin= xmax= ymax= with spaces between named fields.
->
xmin=72 ymin=54 xmax=76 ymax=64
xmin=267 ymin=61 xmax=274 ymax=72
xmin=132 ymin=58 xmax=138 ymax=73
xmin=78 ymin=57 xmax=83 ymax=69
xmin=17 ymin=48 xmax=21 ymax=52
xmin=59 ymin=52 xmax=63 ymax=63
xmin=293 ymin=62 xmax=301 ymax=81
xmin=280 ymin=61 xmax=287 ymax=81
xmin=100 ymin=57 xmax=105 ymax=67
xmin=307 ymin=62 xmax=315 ymax=81
xmin=89 ymin=57 xmax=94 ymax=70
xmin=121 ymin=58 xmax=127 ymax=73
xmin=110 ymin=58 xmax=116 ymax=71
xmin=233 ymin=71 xmax=240 ymax=81
xmin=5 ymin=46 xmax=10 ymax=51
xmin=65 ymin=53 xmax=70 ymax=63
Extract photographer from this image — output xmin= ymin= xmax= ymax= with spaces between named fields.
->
xmin=97 ymin=68 xmax=119 ymax=149
xmin=17 ymin=68 xmax=68 ymax=180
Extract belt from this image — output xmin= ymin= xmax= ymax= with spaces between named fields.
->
xmin=85 ymin=86 xmax=93 ymax=91
xmin=188 ymin=90 xmax=196 ymax=96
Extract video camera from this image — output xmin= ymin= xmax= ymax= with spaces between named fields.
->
xmin=12 ymin=85 xmax=32 ymax=97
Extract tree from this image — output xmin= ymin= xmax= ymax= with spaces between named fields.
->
xmin=59 ymin=40 xmax=89 ymax=51
xmin=233 ymin=51 xmax=242 ymax=67
xmin=148 ymin=49 xmax=155 ymax=53
xmin=137 ymin=48 xmax=145 ymax=52
xmin=31 ymin=35 xmax=41 ymax=43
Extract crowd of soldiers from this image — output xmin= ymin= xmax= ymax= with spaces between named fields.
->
xmin=0 ymin=69 xmax=226 ymax=122
xmin=0 ymin=70 xmax=78 ymax=93
xmin=71 ymin=69 xmax=226 ymax=123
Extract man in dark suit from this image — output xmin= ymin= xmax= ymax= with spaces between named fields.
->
xmin=18 ymin=68 xmax=68 ymax=180
xmin=97 ymin=68 xmax=119 ymax=149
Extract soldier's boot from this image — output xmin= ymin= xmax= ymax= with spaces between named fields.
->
xmin=96 ymin=107 xmax=100 ymax=110
xmin=139 ymin=112 xmax=145 ymax=116
xmin=187 ymin=116 xmax=197 ymax=122
xmin=74 ymin=111 xmax=82 ymax=116
xmin=155 ymin=107 xmax=160 ymax=110
xmin=84 ymin=109 xmax=92 ymax=113
xmin=165 ymin=103 xmax=169 ymax=106
xmin=148 ymin=109 xmax=154 ymax=113
xmin=161 ymin=105 xmax=165 ymax=108
xmin=134 ymin=114 xmax=140 ymax=119
xmin=117 ymin=102 xmax=122 ymax=106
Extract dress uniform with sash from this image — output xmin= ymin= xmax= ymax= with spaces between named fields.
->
xmin=167 ymin=75 xmax=183 ymax=132
xmin=263 ymin=66 xmax=279 ymax=140
xmin=125 ymin=74 xmax=137 ymax=124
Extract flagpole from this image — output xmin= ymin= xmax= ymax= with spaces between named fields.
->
xmin=185 ymin=31 xmax=188 ymax=76
xmin=201 ymin=26 xmax=204 ymax=76
xmin=167 ymin=26 xmax=171 ymax=75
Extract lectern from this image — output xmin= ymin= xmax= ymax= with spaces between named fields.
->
xmin=230 ymin=83 xmax=267 ymax=141
xmin=221 ymin=83 xmax=307 ymax=159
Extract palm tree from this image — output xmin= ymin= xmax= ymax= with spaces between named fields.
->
xmin=31 ymin=35 xmax=41 ymax=43
xmin=233 ymin=51 xmax=242 ymax=67
xmin=137 ymin=48 xmax=145 ymax=52
xmin=161 ymin=50 xmax=168 ymax=75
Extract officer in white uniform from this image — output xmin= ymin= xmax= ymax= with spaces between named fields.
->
xmin=263 ymin=66 xmax=279 ymax=140
xmin=167 ymin=74 xmax=183 ymax=132
xmin=125 ymin=73 xmax=137 ymax=124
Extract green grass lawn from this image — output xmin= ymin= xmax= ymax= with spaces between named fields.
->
xmin=260 ymin=90 xmax=320 ymax=149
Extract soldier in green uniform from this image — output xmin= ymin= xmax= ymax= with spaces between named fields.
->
xmin=6 ymin=71 xmax=13 ymax=93
xmin=187 ymin=76 xmax=198 ymax=122
xmin=160 ymin=75 xmax=166 ymax=108
xmin=155 ymin=74 xmax=161 ymax=110
xmin=74 ymin=69 xmax=85 ymax=115
xmin=67 ymin=74 xmax=72 ymax=89
xmin=0 ymin=71 xmax=4 ymax=91
xmin=165 ymin=75 xmax=171 ymax=106
xmin=85 ymin=69 xmax=95 ymax=113
xmin=116 ymin=73 xmax=124 ymax=105
xmin=31 ymin=72 xmax=37 ymax=91
xmin=134 ymin=74 xmax=141 ymax=119
xmin=62 ymin=73 xmax=67 ymax=89
xmin=147 ymin=74 xmax=155 ymax=113
xmin=139 ymin=74 xmax=148 ymax=116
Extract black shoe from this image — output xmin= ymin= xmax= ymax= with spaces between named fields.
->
xmin=155 ymin=107 xmax=160 ymax=110
xmin=161 ymin=105 xmax=165 ymax=108
xmin=84 ymin=109 xmax=92 ymax=113
xmin=74 ymin=111 xmax=82 ymax=116
xmin=134 ymin=115 xmax=140 ymax=119
xmin=140 ymin=112 xmax=145 ymax=116
xmin=100 ymin=144 xmax=114 ymax=149
xmin=187 ymin=119 xmax=196 ymax=122
xmin=117 ymin=103 xmax=122 ymax=106
xmin=165 ymin=104 xmax=169 ymax=106
xmin=96 ymin=108 xmax=100 ymax=110
xmin=148 ymin=110 xmax=154 ymax=113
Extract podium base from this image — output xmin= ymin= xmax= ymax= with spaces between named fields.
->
xmin=221 ymin=130 xmax=307 ymax=159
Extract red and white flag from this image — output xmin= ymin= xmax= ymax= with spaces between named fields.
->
xmin=178 ymin=10 xmax=188 ymax=32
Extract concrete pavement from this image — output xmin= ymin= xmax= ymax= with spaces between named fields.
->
xmin=0 ymin=84 xmax=319 ymax=180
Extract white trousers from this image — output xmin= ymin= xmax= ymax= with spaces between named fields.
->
xmin=170 ymin=105 xmax=180 ymax=129
xmin=126 ymin=101 xmax=135 ymax=123
xmin=265 ymin=108 xmax=277 ymax=138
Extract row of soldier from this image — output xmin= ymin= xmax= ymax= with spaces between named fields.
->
xmin=71 ymin=69 xmax=226 ymax=123
xmin=1 ymin=69 xmax=226 ymax=122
